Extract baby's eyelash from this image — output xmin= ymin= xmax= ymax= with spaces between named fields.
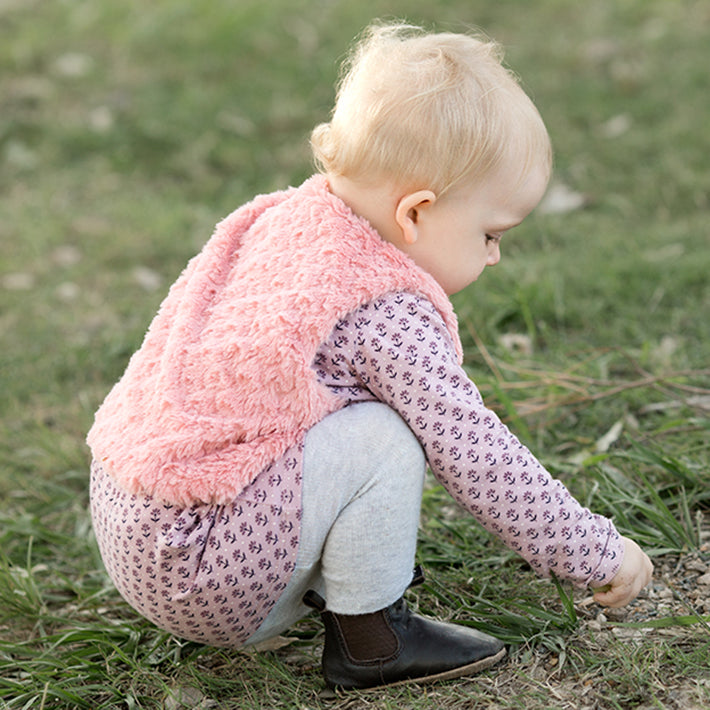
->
xmin=485 ymin=233 xmax=502 ymax=243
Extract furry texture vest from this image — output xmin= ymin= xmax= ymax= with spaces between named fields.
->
xmin=87 ymin=175 xmax=462 ymax=506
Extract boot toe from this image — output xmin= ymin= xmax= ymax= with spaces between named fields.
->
xmin=372 ymin=614 xmax=506 ymax=688
xmin=323 ymin=602 xmax=506 ymax=689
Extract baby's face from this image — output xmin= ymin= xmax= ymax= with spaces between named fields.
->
xmin=403 ymin=163 xmax=549 ymax=295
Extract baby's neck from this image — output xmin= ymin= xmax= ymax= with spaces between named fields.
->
xmin=327 ymin=174 xmax=400 ymax=245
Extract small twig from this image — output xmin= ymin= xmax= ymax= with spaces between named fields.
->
xmin=39 ymin=681 xmax=49 ymax=710
xmin=483 ymin=364 xmax=709 ymax=420
xmin=464 ymin=319 xmax=505 ymax=383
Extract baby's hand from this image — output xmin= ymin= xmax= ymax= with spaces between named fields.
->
xmin=591 ymin=537 xmax=653 ymax=608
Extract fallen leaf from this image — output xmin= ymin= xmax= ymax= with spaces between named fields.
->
xmin=88 ymin=106 xmax=114 ymax=133
xmin=249 ymin=635 xmax=295 ymax=652
xmin=56 ymin=282 xmax=80 ymax=301
xmin=538 ymin=183 xmax=588 ymax=215
xmin=601 ymin=113 xmax=632 ymax=138
xmin=52 ymin=52 xmax=93 ymax=78
xmin=51 ymin=245 xmax=82 ymax=267
xmin=4 ymin=140 xmax=38 ymax=169
xmin=595 ymin=419 xmax=624 ymax=453
xmin=133 ymin=266 xmax=162 ymax=291
xmin=498 ymin=333 xmax=533 ymax=355
xmin=164 ymin=685 xmax=218 ymax=710
xmin=2 ymin=272 xmax=35 ymax=290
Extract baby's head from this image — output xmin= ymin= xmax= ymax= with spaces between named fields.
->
xmin=311 ymin=22 xmax=552 ymax=196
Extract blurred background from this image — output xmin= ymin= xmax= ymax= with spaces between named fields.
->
xmin=1 ymin=1 xmax=708 ymax=707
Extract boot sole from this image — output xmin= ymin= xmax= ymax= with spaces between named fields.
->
xmin=339 ymin=646 xmax=507 ymax=691
xmin=388 ymin=646 xmax=507 ymax=687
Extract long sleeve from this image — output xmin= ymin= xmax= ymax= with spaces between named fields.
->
xmin=313 ymin=291 xmax=623 ymax=587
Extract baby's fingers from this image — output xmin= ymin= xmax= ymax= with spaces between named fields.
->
xmin=592 ymin=537 xmax=654 ymax=608
xmin=592 ymin=584 xmax=634 ymax=608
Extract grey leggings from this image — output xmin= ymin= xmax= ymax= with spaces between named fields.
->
xmin=246 ymin=402 xmax=426 ymax=645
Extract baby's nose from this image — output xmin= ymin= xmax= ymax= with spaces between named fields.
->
xmin=487 ymin=243 xmax=501 ymax=266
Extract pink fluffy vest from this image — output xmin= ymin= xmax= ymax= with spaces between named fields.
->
xmin=87 ymin=175 xmax=462 ymax=505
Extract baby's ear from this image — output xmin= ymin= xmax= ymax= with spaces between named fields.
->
xmin=395 ymin=190 xmax=437 ymax=245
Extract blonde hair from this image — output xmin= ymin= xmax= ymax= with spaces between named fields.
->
xmin=311 ymin=22 xmax=552 ymax=196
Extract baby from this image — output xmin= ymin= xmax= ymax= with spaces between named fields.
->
xmin=87 ymin=22 xmax=653 ymax=690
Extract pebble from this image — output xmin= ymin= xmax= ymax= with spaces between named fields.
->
xmin=685 ymin=559 xmax=708 ymax=574
xmin=605 ymin=607 xmax=628 ymax=621
xmin=587 ymin=619 xmax=603 ymax=632
xmin=163 ymin=686 xmax=217 ymax=710
xmin=611 ymin=627 xmax=648 ymax=640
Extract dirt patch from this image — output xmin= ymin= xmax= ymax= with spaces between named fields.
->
xmin=485 ymin=541 xmax=710 ymax=710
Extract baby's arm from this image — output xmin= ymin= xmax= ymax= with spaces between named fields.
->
xmin=318 ymin=292 xmax=625 ymax=586
xmin=591 ymin=536 xmax=653 ymax=607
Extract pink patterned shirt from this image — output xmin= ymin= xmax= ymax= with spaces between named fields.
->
xmin=314 ymin=291 xmax=623 ymax=587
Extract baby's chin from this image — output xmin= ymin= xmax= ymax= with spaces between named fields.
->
xmin=445 ymin=274 xmax=484 ymax=295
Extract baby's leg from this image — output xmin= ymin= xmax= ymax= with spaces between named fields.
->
xmin=246 ymin=401 xmax=425 ymax=644
xmin=250 ymin=401 xmax=505 ymax=690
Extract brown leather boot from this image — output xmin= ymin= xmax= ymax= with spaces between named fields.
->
xmin=303 ymin=583 xmax=505 ymax=690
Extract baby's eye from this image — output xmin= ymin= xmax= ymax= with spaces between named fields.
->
xmin=485 ymin=233 xmax=502 ymax=244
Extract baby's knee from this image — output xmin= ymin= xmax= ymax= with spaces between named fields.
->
xmin=304 ymin=402 xmax=425 ymax=493
xmin=341 ymin=403 xmax=425 ymax=489
xmin=370 ymin=403 xmax=424 ymax=470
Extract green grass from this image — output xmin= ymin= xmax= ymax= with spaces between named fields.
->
xmin=2 ymin=0 xmax=709 ymax=707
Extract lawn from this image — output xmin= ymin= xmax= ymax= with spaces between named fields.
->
xmin=1 ymin=0 xmax=709 ymax=708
